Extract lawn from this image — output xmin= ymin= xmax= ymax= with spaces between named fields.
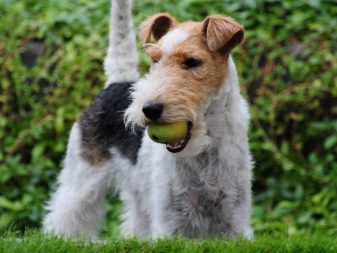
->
xmin=1 ymin=231 xmax=337 ymax=253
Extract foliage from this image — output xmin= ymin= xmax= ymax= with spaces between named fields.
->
xmin=0 ymin=0 xmax=336 ymax=236
xmin=1 ymin=230 xmax=337 ymax=253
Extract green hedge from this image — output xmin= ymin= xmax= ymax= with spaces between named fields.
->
xmin=0 ymin=0 xmax=336 ymax=236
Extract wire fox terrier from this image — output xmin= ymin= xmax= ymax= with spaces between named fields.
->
xmin=43 ymin=0 xmax=254 ymax=239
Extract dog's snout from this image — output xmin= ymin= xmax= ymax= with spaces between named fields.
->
xmin=142 ymin=101 xmax=163 ymax=121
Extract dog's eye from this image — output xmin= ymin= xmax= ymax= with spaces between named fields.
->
xmin=183 ymin=58 xmax=202 ymax=69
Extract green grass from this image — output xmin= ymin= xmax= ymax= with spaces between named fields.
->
xmin=1 ymin=231 xmax=337 ymax=253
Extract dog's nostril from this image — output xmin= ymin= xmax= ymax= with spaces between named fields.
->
xmin=142 ymin=101 xmax=164 ymax=121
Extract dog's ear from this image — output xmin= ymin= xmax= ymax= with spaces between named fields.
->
xmin=140 ymin=13 xmax=177 ymax=44
xmin=202 ymin=15 xmax=244 ymax=53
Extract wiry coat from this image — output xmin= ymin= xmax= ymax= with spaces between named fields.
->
xmin=43 ymin=0 xmax=253 ymax=239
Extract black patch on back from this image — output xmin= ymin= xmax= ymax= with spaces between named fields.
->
xmin=79 ymin=82 xmax=144 ymax=164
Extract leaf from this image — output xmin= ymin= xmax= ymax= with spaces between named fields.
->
xmin=324 ymin=135 xmax=337 ymax=150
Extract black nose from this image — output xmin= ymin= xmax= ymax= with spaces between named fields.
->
xmin=142 ymin=101 xmax=164 ymax=121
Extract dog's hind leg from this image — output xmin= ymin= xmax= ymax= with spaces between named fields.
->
xmin=43 ymin=0 xmax=140 ymax=238
xmin=43 ymin=123 xmax=114 ymax=239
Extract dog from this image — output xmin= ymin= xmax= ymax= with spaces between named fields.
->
xmin=43 ymin=0 xmax=254 ymax=239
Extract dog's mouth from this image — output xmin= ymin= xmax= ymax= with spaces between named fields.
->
xmin=147 ymin=121 xmax=193 ymax=153
xmin=166 ymin=122 xmax=193 ymax=153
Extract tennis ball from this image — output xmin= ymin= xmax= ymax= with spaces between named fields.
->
xmin=147 ymin=121 xmax=188 ymax=144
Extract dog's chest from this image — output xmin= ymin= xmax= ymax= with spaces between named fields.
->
xmin=172 ymin=152 xmax=226 ymax=216
xmin=164 ymin=151 xmax=241 ymax=237
xmin=173 ymin=182 xmax=226 ymax=217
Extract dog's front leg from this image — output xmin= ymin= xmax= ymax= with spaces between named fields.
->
xmin=149 ymin=159 xmax=177 ymax=239
xmin=43 ymin=123 xmax=114 ymax=239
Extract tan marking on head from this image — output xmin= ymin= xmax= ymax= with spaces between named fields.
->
xmin=136 ymin=14 xmax=244 ymax=123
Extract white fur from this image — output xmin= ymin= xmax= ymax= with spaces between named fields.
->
xmin=124 ymin=73 xmax=164 ymax=128
xmin=160 ymin=28 xmax=189 ymax=53
xmin=43 ymin=123 xmax=115 ymax=238
xmin=104 ymin=0 xmax=139 ymax=86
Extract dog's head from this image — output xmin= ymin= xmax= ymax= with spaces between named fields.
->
xmin=125 ymin=13 xmax=244 ymax=157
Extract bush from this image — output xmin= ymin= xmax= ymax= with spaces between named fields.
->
xmin=0 ymin=0 xmax=336 ymax=236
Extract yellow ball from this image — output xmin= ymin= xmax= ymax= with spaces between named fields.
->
xmin=147 ymin=121 xmax=189 ymax=144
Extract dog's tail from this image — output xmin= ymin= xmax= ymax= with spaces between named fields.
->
xmin=104 ymin=0 xmax=139 ymax=87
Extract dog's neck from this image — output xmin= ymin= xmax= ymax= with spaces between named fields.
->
xmin=175 ymin=56 xmax=244 ymax=166
xmin=204 ymin=56 xmax=241 ymax=142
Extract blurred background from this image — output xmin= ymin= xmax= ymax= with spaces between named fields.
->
xmin=0 ymin=0 xmax=336 ymax=237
